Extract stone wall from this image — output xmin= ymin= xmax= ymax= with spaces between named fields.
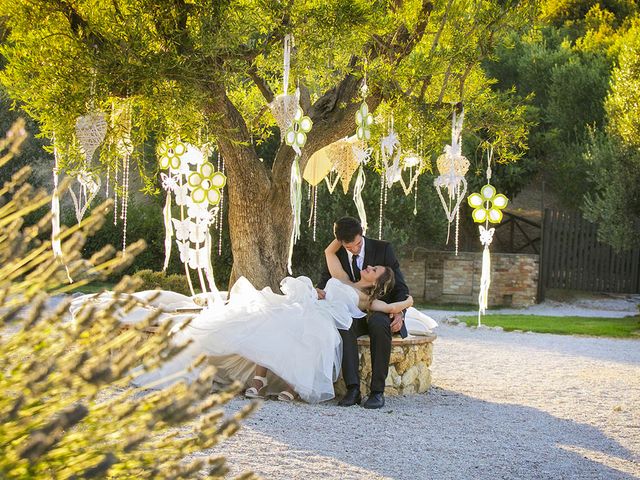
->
xmin=402 ymin=250 xmax=539 ymax=307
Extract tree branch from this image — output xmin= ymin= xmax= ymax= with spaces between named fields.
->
xmin=248 ymin=65 xmax=275 ymax=104
xmin=205 ymin=83 xmax=271 ymax=190
xmin=430 ymin=0 xmax=454 ymax=55
xmin=272 ymin=0 xmax=435 ymax=183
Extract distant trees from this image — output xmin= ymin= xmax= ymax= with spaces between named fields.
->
xmin=486 ymin=0 xmax=640 ymax=248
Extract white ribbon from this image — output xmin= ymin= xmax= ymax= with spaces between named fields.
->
xmin=162 ymin=192 xmax=173 ymax=271
xmin=51 ymin=137 xmax=72 ymax=282
xmin=477 ymin=225 xmax=495 ymax=325
xmin=287 ymin=156 xmax=302 ymax=274
xmin=283 ymin=34 xmax=292 ymax=95
xmin=352 ymin=165 xmax=368 ymax=235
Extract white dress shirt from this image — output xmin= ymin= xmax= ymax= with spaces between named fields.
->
xmin=346 ymin=237 xmax=365 ymax=279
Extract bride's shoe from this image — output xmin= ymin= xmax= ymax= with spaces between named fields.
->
xmin=277 ymin=390 xmax=297 ymax=402
xmin=245 ymin=375 xmax=268 ymax=399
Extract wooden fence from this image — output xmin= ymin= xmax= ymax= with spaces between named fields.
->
xmin=538 ymin=209 xmax=640 ymax=299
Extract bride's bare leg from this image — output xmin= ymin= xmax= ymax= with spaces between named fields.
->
xmin=245 ymin=365 xmax=269 ymax=398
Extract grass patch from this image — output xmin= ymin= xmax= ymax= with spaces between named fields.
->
xmin=457 ymin=314 xmax=640 ymax=338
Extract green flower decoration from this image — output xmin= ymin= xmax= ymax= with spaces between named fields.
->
xmin=157 ymin=138 xmax=187 ymax=170
xmin=285 ymin=107 xmax=313 ymax=150
xmin=468 ymin=184 xmax=508 ymax=223
xmin=187 ymin=162 xmax=226 ymax=205
xmin=355 ymin=102 xmax=373 ymax=141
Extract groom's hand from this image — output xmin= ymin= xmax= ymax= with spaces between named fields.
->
xmin=315 ymin=288 xmax=326 ymax=300
xmin=390 ymin=312 xmax=404 ymax=333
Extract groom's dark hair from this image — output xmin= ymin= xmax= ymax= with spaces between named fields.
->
xmin=334 ymin=217 xmax=363 ymax=242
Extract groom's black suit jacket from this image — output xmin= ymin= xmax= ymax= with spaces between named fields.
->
xmin=318 ymin=237 xmax=410 ymax=338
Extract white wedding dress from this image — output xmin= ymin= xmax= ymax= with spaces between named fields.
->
xmin=70 ymin=276 xmax=437 ymax=403
xmin=72 ymin=276 xmax=362 ymax=403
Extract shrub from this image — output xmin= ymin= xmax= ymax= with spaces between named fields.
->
xmin=0 ymin=123 xmax=257 ymax=479
xmin=133 ymin=269 xmax=193 ymax=296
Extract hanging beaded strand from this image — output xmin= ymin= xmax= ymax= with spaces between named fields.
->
xmin=312 ymin=184 xmax=318 ymax=241
xmin=120 ymin=101 xmax=133 ymax=253
xmin=413 ymin=176 xmax=419 ymax=215
xmin=218 ymin=155 xmax=225 ymax=256
xmin=454 ymin=186 xmax=460 ymax=256
xmin=113 ymin=149 xmax=119 ymax=225
xmin=121 ymin=151 xmax=130 ymax=253
xmin=378 ymin=169 xmax=385 ymax=240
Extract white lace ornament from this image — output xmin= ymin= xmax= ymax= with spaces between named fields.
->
xmin=381 ymin=125 xmax=402 ymax=185
xmin=269 ymin=36 xmax=302 ymax=140
xmin=69 ymin=170 xmax=101 ymax=224
xmin=433 ymin=108 xmax=469 ymax=254
xmin=398 ymin=152 xmax=423 ymax=196
xmin=75 ymin=112 xmax=108 ymax=163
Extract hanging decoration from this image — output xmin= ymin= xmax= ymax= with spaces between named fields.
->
xmin=288 ymin=155 xmax=302 ymax=274
xmin=267 ymin=34 xmax=313 ymax=274
xmin=284 ymin=107 xmax=313 ymax=156
xmin=216 ymin=155 xmax=226 ymax=256
xmin=158 ymin=137 xmax=226 ymax=299
xmin=268 ymin=35 xmax=299 ymax=137
xmin=380 ymin=119 xmax=402 ymax=185
xmin=51 ymin=135 xmax=72 ymax=283
xmin=113 ymin=100 xmax=134 ymax=253
xmin=355 ymin=102 xmax=374 ymax=142
xmin=75 ymin=112 xmax=108 ymax=165
xmin=467 ymin=147 xmax=508 ymax=324
xmin=378 ymin=167 xmax=385 ymax=240
xmin=433 ymin=106 xmax=469 ymax=254
xmin=350 ymin=78 xmax=374 ymax=234
xmin=398 ymin=151 xmax=423 ymax=196
xmin=69 ymin=110 xmax=107 ymax=223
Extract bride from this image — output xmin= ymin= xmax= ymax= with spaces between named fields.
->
xmin=244 ymin=240 xmax=413 ymax=402
xmin=70 ymin=242 xmax=415 ymax=403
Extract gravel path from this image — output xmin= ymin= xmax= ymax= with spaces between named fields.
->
xmin=201 ymin=323 xmax=640 ymax=479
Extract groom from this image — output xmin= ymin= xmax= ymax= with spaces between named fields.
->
xmin=317 ymin=216 xmax=410 ymax=409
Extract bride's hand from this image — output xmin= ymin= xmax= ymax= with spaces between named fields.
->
xmin=325 ymin=238 xmax=342 ymax=254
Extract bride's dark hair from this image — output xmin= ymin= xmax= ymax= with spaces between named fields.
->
xmin=365 ymin=267 xmax=395 ymax=308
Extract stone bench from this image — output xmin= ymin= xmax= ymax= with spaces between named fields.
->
xmin=335 ymin=333 xmax=437 ymax=396
xmin=121 ymin=324 xmax=436 ymax=397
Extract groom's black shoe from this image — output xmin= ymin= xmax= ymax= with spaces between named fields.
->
xmin=363 ymin=392 xmax=385 ymax=409
xmin=338 ymin=386 xmax=361 ymax=407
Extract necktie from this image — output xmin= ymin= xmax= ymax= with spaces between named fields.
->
xmin=351 ymin=254 xmax=361 ymax=282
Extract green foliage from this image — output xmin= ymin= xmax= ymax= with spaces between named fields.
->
xmin=133 ymin=269 xmax=192 ymax=296
xmin=0 ymin=0 xmax=535 ymax=179
xmin=458 ymin=313 xmax=640 ymax=338
xmin=0 ymin=0 xmax=539 ymax=289
xmin=605 ymin=21 xmax=640 ymax=148
xmin=485 ymin=1 xmax=639 ymax=209
xmin=0 ymin=133 xmax=256 ymax=478
xmin=581 ymin=22 xmax=640 ymax=249
xmin=582 ymin=131 xmax=640 ymax=249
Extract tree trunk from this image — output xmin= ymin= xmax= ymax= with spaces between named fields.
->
xmin=207 ymin=83 xmax=296 ymax=291
xmin=206 ymin=76 xmax=381 ymax=292
xmin=226 ymin=173 xmax=292 ymax=291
